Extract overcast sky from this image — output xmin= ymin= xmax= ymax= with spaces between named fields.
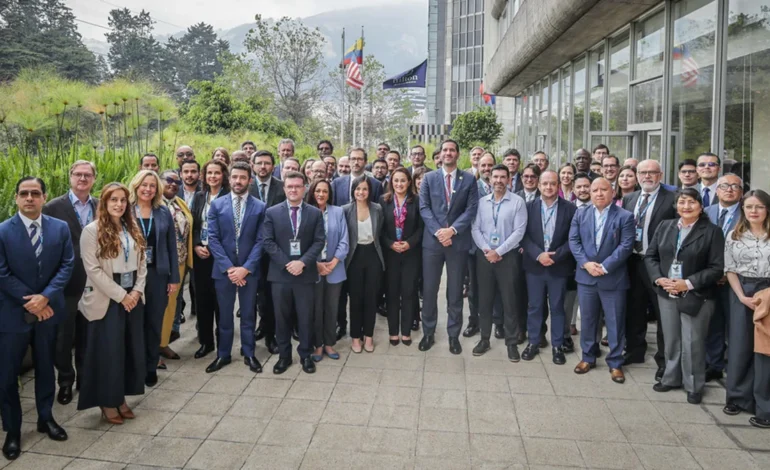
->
xmin=66 ymin=0 xmax=421 ymax=40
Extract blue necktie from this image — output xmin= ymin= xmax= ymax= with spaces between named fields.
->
xmin=703 ymin=188 xmax=711 ymax=207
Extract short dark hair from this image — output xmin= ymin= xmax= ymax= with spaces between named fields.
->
xmin=410 ymin=145 xmax=425 ymax=155
xmin=574 ymin=172 xmax=591 ymax=184
xmin=678 ymin=158 xmax=698 ymax=170
xmin=140 ymin=153 xmax=158 ymax=166
xmin=350 ymin=147 xmax=368 ymax=161
xmin=697 ymin=152 xmax=721 ymax=165
xmin=241 ymin=140 xmax=256 ymax=149
xmin=284 ymin=170 xmax=306 ymax=185
xmin=317 ymin=140 xmax=334 ymax=152
xmin=387 ymin=150 xmax=401 ymax=159
xmin=377 ymin=142 xmax=390 ymax=150
xmin=16 ymin=176 xmax=46 ymax=194
xmin=373 ymin=158 xmax=388 ymax=168
xmin=533 ymin=150 xmax=548 ymax=159
xmin=490 ymin=164 xmax=510 ymax=177
xmin=230 ymin=161 xmax=252 ymax=178
xmin=253 ymin=150 xmax=275 ymax=166
xmin=307 ymin=179 xmax=334 ymax=207
xmin=181 ymin=160 xmax=200 ymax=172
xmin=502 ymin=148 xmax=521 ymax=160
xmin=602 ymin=154 xmax=620 ymax=167
xmin=592 ymin=144 xmax=610 ymax=154
xmin=350 ymin=175 xmax=372 ymax=200
xmin=323 ymin=155 xmax=337 ymax=163
xmin=676 ymin=187 xmax=706 ymax=217
xmin=440 ymin=139 xmax=460 ymax=152
xmin=522 ymin=163 xmax=541 ymax=177
xmin=432 ymin=148 xmax=441 ymax=158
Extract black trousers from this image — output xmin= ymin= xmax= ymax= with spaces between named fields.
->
xmin=337 ymin=282 xmax=349 ymax=330
xmin=385 ymin=250 xmax=421 ymax=336
xmin=626 ymin=254 xmax=664 ymax=366
xmin=347 ymin=244 xmax=383 ymax=338
xmin=314 ymin=277 xmax=342 ymax=348
xmin=257 ymin=256 xmax=276 ymax=339
xmin=194 ymin=253 xmax=220 ymax=348
xmin=476 ymin=249 xmax=522 ymax=345
xmin=272 ymin=282 xmax=314 ymax=360
xmin=55 ymin=295 xmax=87 ymax=387
xmin=144 ymin=267 xmax=169 ymax=375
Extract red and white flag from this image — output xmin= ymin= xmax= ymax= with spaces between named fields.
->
xmin=346 ymin=62 xmax=363 ymax=90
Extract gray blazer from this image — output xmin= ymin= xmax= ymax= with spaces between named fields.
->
xmin=342 ymin=202 xmax=385 ymax=270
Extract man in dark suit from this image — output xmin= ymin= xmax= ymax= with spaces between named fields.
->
xmin=418 ymin=139 xmax=479 ymax=354
xmin=621 ymin=159 xmax=677 ymax=379
xmin=574 ymin=149 xmax=601 ymax=181
xmin=206 ymin=162 xmax=266 ymax=374
xmin=262 ymin=171 xmax=325 ymax=374
xmin=516 ymin=164 xmax=541 ymax=203
xmin=249 ymin=150 xmax=286 ymax=354
xmin=271 ymin=138 xmax=295 ymax=179
xmin=41 ymin=161 xmax=98 ymax=406
xmin=407 ymin=145 xmax=432 ymax=175
xmin=502 ymin=149 xmax=524 ymax=193
xmin=331 ymin=148 xmax=383 ymax=206
xmin=521 ymin=170 xmax=577 ymax=365
xmin=0 ymin=177 xmax=75 ymax=460
xmin=569 ymin=177 xmax=635 ymax=383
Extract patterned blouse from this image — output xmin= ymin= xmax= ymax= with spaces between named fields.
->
xmin=165 ymin=197 xmax=190 ymax=264
xmin=725 ymin=229 xmax=770 ymax=279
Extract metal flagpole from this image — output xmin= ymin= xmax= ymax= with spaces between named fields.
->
xmin=360 ymin=26 xmax=365 ymax=148
xmin=340 ymin=28 xmax=345 ymax=151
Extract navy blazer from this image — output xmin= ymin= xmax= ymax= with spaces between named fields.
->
xmin=419 ymin=168 xmax=479 ymax=252
xmin=380 ymin=194 xmax=424 ymax=257
xmin=521 ymin=198 xmax=577 ymax=277
xmin=568 ymin=203 xmax=635 ymax=290
xmin=331 ymin=175 xmax=383 ymax=206
xmin=136 ymin=205 xmax=180 ymax=283
xmin=207 ymin=194 xmax=266 ymax=279
xmin=263 ymin=202 xmax=325 ymax=284
xmin=249 ymin=177 xmax=286 ymax=207
xmin=705 ymin=203 xmax=740 ymax=235
xmin=0 ymin=214 xmax=75 ymax=333
xmin=191 ymin=189 xmax=230 ymax=247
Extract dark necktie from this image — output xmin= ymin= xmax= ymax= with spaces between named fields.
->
xmin=234 ymin=196 xmax=243 ymax=256
xmin=703 ymin=188 xmax=711 ymax=207
xmin=260 ymin=183 xmax=267 ymax=202
xmin=30 ymin=221 xmax=42 ymax=266
xmin=634 ymin=193 xmax=650 ymax=253
xmin=290 ymin=206 xmax=299 ymax=234
xmin=445 ymin=174 xmax=452 ymax=205
xmin=718 ymin=208 xmax=728 ymax=230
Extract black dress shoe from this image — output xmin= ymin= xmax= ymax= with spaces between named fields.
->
xmin=723 ymin=403 xmax=742 ymax=416
xmin=552 ymin=347 xmax=566 ymax=365
xmin=180 ymin=312 xmax=186 ymax=324
xmin=302 ymin=356 xmax=316 ymax=374
xmin=418 ymin=335 xmax=435 ymax=352
xmin=273 ymin=357 xmax=293 ymax=375
xmin=57 ymin=385 xmax=73 ymax=405
xmin=705 ymin=368 xmax=724 ymax=383
xmin=205 ymin=356 xmax=232 ymax=373
xmin=292 ymin=328 xmax=300 ymax=341
xmin=562 ymin=337 xmax=575 ymax=353
xmin=2 ymin=434 xmax=20 ymax=460
xmin=521 ymin=344 xmax=539 ymax=361
xmin=507 ymin=344 xmax=520 ymax=362
xmin=462 ymin=324 xmax=479 ymax=338
xmin=411 ymin=319 xmax=420 ymax=332
xmin=145 ymin=372 xmax=158 ymax=387
xmin=245 ymin=356 xmax=263 ymax=373
xmin=449 ymin=337 xmax=462 ymax=355
xmin=37 ymin=420 xmax=67 ymax=441
xmin=516 ymin=331 xmax=526 ymax=345
xmin=195 ymin=344 xmax=215 ymax=359
xmin=538 ymin=335 xmax=549 ymax=349
xmin=265 ymin=337 xmax=279 ymax=355
xmin=622 ymin=353 xmax=645 ymax=366
xmin=389 ymin=338 xmax=399 ymax=346
xmin=472 ymin=339 xmax=491 ymax=356
xmin=655 ymin=366 xmax=665 ymax=382
xmin=687 ymin=392 xmax=702 ymax=404
xmin=255 ymin=326 xmax=265 ymax=341
xmin=653 ymin=382 xmax=680 ymax=392
xmin=494 ymin=324 xmax=505 ymax=339
xmin=169 ymin=331 xmax=180 ymax=344
xmin=336 ymin=327 xmax=346 ymax=341
xmin=749 ymin=416 xmax=770 ymax=429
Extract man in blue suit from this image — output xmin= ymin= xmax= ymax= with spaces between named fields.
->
xmin=330 ymin=148 xmax=383 ymax=206
xmin=0 ymin=177 xmax=74 ymax=460
xmin=704 ymin=174 xmax=743 ymax=382
xmin=521 ymin=170 xmax=577 ymax=365
xmin=206 ymin=162 xmax=266 ymax=374
xmin=419 ymin=139 xmax=479 ymax=354
xmin=569 ymin=177 xmax=635 ymax=383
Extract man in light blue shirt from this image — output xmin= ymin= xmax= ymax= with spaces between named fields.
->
xmin=471 ymin=164 xmax=527 ymax=361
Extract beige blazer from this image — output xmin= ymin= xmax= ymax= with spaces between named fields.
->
xmin=79 ymin=222 xmax=147 ymax=321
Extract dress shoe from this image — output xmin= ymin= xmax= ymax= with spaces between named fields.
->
xmin=570 ymin=324 xmax=578 ymax=336
xmin=265 ymin=337 xmax=279 ymax=355
xmin=273 ymin=357 xmax=292 ymax=375
xmin=57 ymin=385 xmax=73 ymax=405
xmin=236 ymin=308 xmax=241 ymax=318
xmin=749 ymin=416 xmax=770 ymax=429
xmin=655 ymin=366 xmax=665 ymax=382
xmin=723 ymin=403 xmax=742 ymax=416
xmin=462 ymin=324 xmax=480 ymax=338
xmin=389 ymin=338 xmax=400 ymax=346
xmin=418 ymin=335 xmax=435 ymax=352
xmin=449 ymin=337 xmax=462 ymax=355
xmin=145 ymin=372 xmax=158 ymax=387
xmin=507 ymin=344 xmax=521 ymax=362
xmin=378 ymin=305 xmax=388 ymax=317
xmin=180 ymin=312 xmax=186 ymax=324
xmin=472 ymin=339 xmax=491 ymax=356
xmin=292 ymin=328 xmax=300 ymax=341
xmin=101 ymin=407 xmax=123 ymax=425
xmin=516 ymin=331 xmax=526 ymax=345
xmin=552 ymin=347 xmax=566 ymax=365
xmin=118 ymin=403 xmax=135 ymax=419
xmin=411 ymin=319 xmax=420 ymax=331
xmin=494 ymin=324 xmax=505 ymax=339
xmin=244 ymin=356 xmax=263 ymax=373
xmin=653 ymin=382 xmax=680 ymax=392
xmin=562 ymin=337 xmax=575 ymax=353
xmin=205 ymin=356 xmax=231 ymax=373
xmin=194 ymin=344 xmax=215 ymax=359
xmin=687 ymin=392 xmax=702 ymax=404
xmin=521 ymin=344 xmax=539 ymax=361
xmin=705 ymin=368 xmax=724 ymax=383
xmin=37 ymin=420 xmax=68 ymax=441
xmin=401 ymin=337 xmax=412 ymax=346
xmin=622 ymin=353 xmax=644 ymax=366
xmin=3 ymin=434 xmax=20 ymax=460
xmin=538 ymin=335 xmax=549 ymax=349
xmin=255 ymin=326 xmax=265 ymax=341
xmin=169 ymin=331 xmax=180 ymax=344
xmin=302 ymin=356 xmax=316 ymax=374
xmin=574 ymin=361 xmax=596 ymax=374
xmin=610 ymin=368 xmax=625 ymax=384
xmin=336 ymin=327 xmax=347 ymax=341
xmin=157 ymin=360 xmax=167 ymax=370
xmin=160 ymin=346 xmax=180 ymax=360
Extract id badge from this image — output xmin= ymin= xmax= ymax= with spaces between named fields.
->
xmin=635 ymin=228 xmax=643 ymax=242
xmin=669 ymin=261 xmax=683 ymax=279
xmin=489 ymin=232 xmax=501 ymax=248
xmin=290 ymin=240 xmax=301 ymax=256
xmin=120 ymin=272 xmax=133 ymax=289
xmin=201 ymin=228 xmax=208 ymax=245
xmin=396 ymin=227 xmax=403 ymax=241
xmin=145 ymin=246 xmax=154 ymax=264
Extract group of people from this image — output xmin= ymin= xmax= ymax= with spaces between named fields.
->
xmin=1 ymin=138 xmax=769 ymax=461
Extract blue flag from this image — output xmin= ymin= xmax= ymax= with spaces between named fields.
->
xmin=383 ymin=60 xmax=427 ymax=89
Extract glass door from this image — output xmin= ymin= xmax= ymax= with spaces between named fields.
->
xmin=588 ymin=132 xmax=634 ymax=161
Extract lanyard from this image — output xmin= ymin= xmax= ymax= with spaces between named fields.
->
xmin=541 ymin=201 xmax=557 ymax=231
xmin=135 ymin=206 xmax=153 ymax=240
xmin=634 ymin=191 xmax=658 ymax=221
xmin=490 ymin=197 xmax=504 ymax=229
xmin=69 ymin=192 xmax=93 ymax=227
xmin=288 ymin=202 xmax=302 ymax=239
xmin=120 ymin=224 xmax=130 ymax=263
xmin=675 ymin=220 xmax=693 ymax=260
xmin=722 ymin=209 xmax=736 ymax=235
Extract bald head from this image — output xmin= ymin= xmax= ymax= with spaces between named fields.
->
xmin=574 ymin=149 xmax=591 ymax=172
xmin=176 ymin=145 xmax=195 ymax=166
xmin=590 ymin=177 xmax=613 ymax=210
xmin=311 ymin=160 xmax=327 ymax=181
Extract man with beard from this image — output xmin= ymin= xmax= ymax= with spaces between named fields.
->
xmin=372 ymin=158 xmax=389 ymax=184
xmin=180 ymin=160 xmax=201 ymax=208
xmin=574 ymin=173 xmax=592 ymax=208
xmin=337 ymin=156 xmax=351 ymax=176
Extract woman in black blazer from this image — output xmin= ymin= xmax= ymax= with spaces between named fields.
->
xmin=645 ymin=188 xmax=725 ymax=404
xmin=379 ymin=167 xmax=423 ymax=346
xmin=343 ymin=176 xmax=385 ymax=353
xmin=190 ymin=160 xmax=230 ymax=359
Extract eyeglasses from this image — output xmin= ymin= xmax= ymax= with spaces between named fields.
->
xmin=698 ymin=162 xmax=718 ymax=168
xmin=638 ymin=171 xmax=661 ymax=176
xmin=522 ymin=175 xmax=538 ymax=180
xmin=602 ymin=164 xmax=618 ymax=169
xmin=177 ymin=151 xmax=194 ymax=158
xmin=318 ymin=146 xmax=331 ymax=151
xmin=165 ymin=177 xmax=181 ymax=185
xmin=745 ymin=204 xmax=767 ymax=211
xmin=18 ymin=190 xmax=43 ymax=198
xmin=71 ymin=172 xmax=94 ymax=180
xmin=679 ymin=169 xmax=697 ymax=175
xmin=717 ymin=183 xmax=741 ymax=191
xmin=411 ymin=152 xmax=425 ymax=156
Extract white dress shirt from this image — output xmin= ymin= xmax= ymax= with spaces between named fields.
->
xmin=634 ymin=184 xmax=661 ymax=254
xmin=18 ymin=212 xmax=43 ymax=238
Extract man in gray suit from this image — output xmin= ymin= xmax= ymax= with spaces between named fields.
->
xmin=418 ymin=139 xmax=479 ymax=354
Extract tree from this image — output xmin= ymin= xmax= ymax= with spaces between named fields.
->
xmin=244 ymin=15 xmax=326 ymax=126
xmin=0 ymin=0 xmax=99 ymax=83
xmin=166 ymin=23 xmax=231 ymax=93
xmin=215 ymin=54 xmax=272 ymax=109
xmin=450 ymin=106 xmax=503 ymax=149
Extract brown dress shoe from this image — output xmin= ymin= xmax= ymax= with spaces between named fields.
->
xmin=610 ymin=368 xmax=625 ymax=384
xmin=574 ymin=361 xmax=596 ymax=374
xmin=101 ymin=407 xmax=123 ymax=425
xmin=118 ymin=403 xmax=135 ymax=419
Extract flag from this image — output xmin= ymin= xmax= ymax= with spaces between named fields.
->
xmin=479 ymin=81 xmax=496 ymax=106
xmin=383 ymin=60 xmax=427 ymax=89
xmin=673 ymin=44 xmax=699 ymax=88
xmin=343 ymin=38 xmax=364 ymax=66
xmin=346 ymin=62 xmax=363 ymax=90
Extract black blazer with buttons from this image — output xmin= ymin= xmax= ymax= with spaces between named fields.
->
xmin=248 ymin=177 xmax=286 ymax=207
xmin=343 ymin=202 xmax=385 ymax=270
xmin=379 ymin=194 xmax=424 ymax=260
xmin=191 ymin=189 xmax=230 ymax=247
xmin=622 ymin=187 xmax=677 ymax=247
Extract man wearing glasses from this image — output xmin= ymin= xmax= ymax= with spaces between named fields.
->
xmin=174 ymin=146 xmax=196 ymax=170
xmin=317 ymin=140 xmax=334 ymax=158
xmin=601 ymin=155 xmax=620 ymax=189
xmin=408 ymin=145 xmax=431 ymax=175
xmin=678 ymin=159 xmax=699 ymax=189
xmin=376 ymin=142 xmax=390 ymax=160
xmin=43 ymin=161 xmax=98 ymax=407
xmin=696 ymin=152 xmax=721 ymax=207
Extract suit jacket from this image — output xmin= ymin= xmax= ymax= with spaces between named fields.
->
xmin=521 ymin=198 xmax=577 ymax=277
xmin=207 ymin=194 xmax=266 ymax=279
xmin=509 ymin=172 xmax=524 ymax=193
xmin=191 ymin=189 xmax=230 ymax=247
xmin=407 ymin=165 xmax=433 ymax=175
xmin=0 ymin=214 xmax=74 ymax=332
xmin=568 ymin=203 xmax=635 ymax=290
xmin=136 ymin=205 xmax=180 ymax=283
xmin=419 ymin=169 xmax=479 ymax=252
xmin=79 ymin=222 xmax=148 ymax=321
xmin=622 ymin=187 xmax=677 ymax=247
xmin=263 ymin=202 xmax=325 ymax=284
xmin=331 ymin=174 xmax=383 ymax=206
xmin=42 ymin=193 xmax=98 ymax=298
xmin=272 ymin=165 xmax=282 ymax=179
xmin=477 ymin=179 xmax=492 ymax=198
xmin=705 ymin=203 xmax=740 ymax=235
xmin=645 ymin=217 xmax=725 ymax=299
xmin=516 ymin=188 xmax=541 ymax=203
xmin=379 ymin=195 xmax=424 ymax=259
xmin=249 ymin=176 xmax=286 ymax=207
xmin=343 ymin=202 xmax=385 ymax=270
xmin=317 ymin=205 xmax=349 ymax=284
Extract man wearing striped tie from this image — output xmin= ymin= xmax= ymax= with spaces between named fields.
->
xmin=0 ymin=177 xmax=75 ymax=460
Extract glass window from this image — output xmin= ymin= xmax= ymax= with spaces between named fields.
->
xmin=573 ymin=57 xmax=587 ymax=152
xmin=540 ymin=80 xmax=549 ymax=111
xmin=608 ymin=33 xmax=630 ymax=131
xmin=460 ymin=0 xmax=466 ymax=16
xmin=550 ymin=72 xmax=560 ymax=155
xmin=477 ymin=0 xmax=483 ymax=13
xmin=561 ymin=66 xmax=571 ymax=159
xmin=589 ymin=48 xmax=605 ymax=131
xmin=529 ymin=88 xmax=537 ymax=154
xmin=476 ymin=14 xmax=483 ymax=30
xmin=631 ymin=78 xmax=663 ymax=124
xmin=476 ymin=30 xmax=483 ymax=46
xmin=634 ymin=9 xmax=665 ymax=81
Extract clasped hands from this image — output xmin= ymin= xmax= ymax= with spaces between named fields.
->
xmin=286 ymin=260 xmax=305 ymax=276
xmin=436 ymin=228 xmax=454 ymax=247
xmin=391 ymin=241 xmax=411 ymax=253
xmin=537 ymin=252 xmax=556 ymax=266
xmin=482 ymin=248 xmax=502 ymax=263
xmin=583 ymin=262 xmax=605 ymax=277
xmin=655 ymin=277 xmax=689 ymax=295
xmin=120 ymin=290 xmax=142 ymax=312
xmin=316 ymin=259 xmax=337 ymax=276
xmin=227 ymin=266 xmax=250 ymax=286
xmin=23 ymin=294 xmax=53 ymax=321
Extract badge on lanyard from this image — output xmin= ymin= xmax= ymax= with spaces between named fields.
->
xmin=669 ymin=260 xmax=683 ymax=280
xmin=489 ymin=232 xmax=501 ymax=248
xmin=635 ymin=228 xmax=643 ymax=242
xmin=120 ymin=272 xmax=134 ymax=288
xmin=200 ymin=227 xmax=208 ymax=245
xmin=290 ymin=240 xmax=301 ymax=256
xmin=145 ymin=246 xmax=154 ymax=264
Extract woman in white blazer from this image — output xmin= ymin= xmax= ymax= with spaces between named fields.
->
xmin=77 ymin=183 xmax=148 ymax=425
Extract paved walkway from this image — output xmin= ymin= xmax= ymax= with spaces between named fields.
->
xmin=5 ymin=280 xmax=770 ymax=469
